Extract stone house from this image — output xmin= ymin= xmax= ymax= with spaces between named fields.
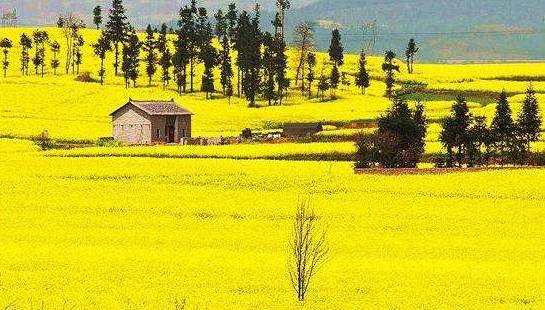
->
xmin=110 ymin=99 xmax=193 ymax=145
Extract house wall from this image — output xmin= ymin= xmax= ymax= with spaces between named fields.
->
xmin=112 ymin=106 xmax=152 ymax=145
xmin=150 ymin=115 xmax=192 ymax=143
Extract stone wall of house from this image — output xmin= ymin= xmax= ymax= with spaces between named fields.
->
xmin=112 ymin=106 xmax=152 ymax=145
xmin=150 ymin=115 xmax=192 ymax=143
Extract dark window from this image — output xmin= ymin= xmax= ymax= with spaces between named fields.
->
xmin=156 ymin=129 xmax=160 ymax=139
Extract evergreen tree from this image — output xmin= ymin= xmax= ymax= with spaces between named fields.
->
xmin=275 ymin=0 xmax=290 ymax=41
xmin=382 ymin=50 xmax=400 ymax=98
xmin=306 ymin=52 xmax=316 ymax=99
xmin=226 ymin=3 xmax=238 ymax=43
xmin=143 ymin=25 xmax=158 ymax=86
xmin=355 ymin=51 xmax=370 ymax=94
xmin=274 ymin=35 xmax=288 ymax=105
xmin=490 ymin=90 xmax=514 ymax=165
xmin=49 ymin=40 xmax=60 ymax=75
xmin=157 ymin=24 xmax=172 ymax=88
xmin=92 ymin=31 xmax=111 ymax=85
xmin=376 ymin=97 xmax=426 ymax=168
xmin=262 ymin=32 xmax=278 ymax=105
xmin=19 ymin=33 xmax=32 ymax=76
xmin=466 ymin=116 xmax=489 ymax=167
xmin=414 ymin=101 xmax=427 ymax=157
xmin=121 ymin=29 xmax=141 ymax=88
xmin=237 ymin=6 xmax=262 ymax=107
xmin=317 ymin=68 xmax=330 ymax=102
xmin=340 ymin=72 xmax=351 ymax=92
xmin=72 ymin=34 xmax=84 ymax=74
xmin=440 ymin=96 xmax=471 ymax=167
xmin=328 ymin=29 xmax=344 ymax=67
xmin=216 ymin=9 xmax=233 ymax=99
xmin=0 ymin=38 xmax=13 ymax=78
xmin=328 ymin=29 xmax=343 ymax=96
xmin=176 ymin=3 xmax=194 ymax=93
xmin=93 ymin=6 xmax=103 ymax=30
xmin=32 ymin=30 xmax=49 ymax=77
xmin=516 ymin=86 xmax=542 ymax=152
xmin=234 ymin=11 xmax=250 ymax=97
xmin=405 ymin=38 xmax=418 ymax=74
xmin=160 ymin=47 xmax=172 ymax=89
xmin=200 ymin=22 xmax=217 ymax=99
xmin=105 ymin=0 xmax=130 ymax=76
xmin=187 ymin=0 xmax=202 ymax=92
xmin=197 ymin=9 xmax=216 ymax=97
xmin=330 ymin=65 xmax=340 ymax=98
xmin=178 ymin=1 xmax=200 ymax=93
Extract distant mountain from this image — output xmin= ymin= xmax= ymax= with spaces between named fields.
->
xmin=4 ymin=0 xmax=545 ymax=61
xmin=288 ymin=0 xmax=545 ymax=61
xmin=1 ymin=0 xmax=316 ymax=27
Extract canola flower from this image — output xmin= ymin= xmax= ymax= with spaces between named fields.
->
xmin=1 ymin=139 xmax=545 ymax=308
xmin=1 ymin=28 xmax=545 ymax=144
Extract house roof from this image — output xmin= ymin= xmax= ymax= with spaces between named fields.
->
xmin=110 ymin=99 xmax=194 ymax=116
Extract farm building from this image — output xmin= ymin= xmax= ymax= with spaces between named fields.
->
xmin=282 ymin=123 xmax=323 ymax=138
xmin=110 ymin=99 xmax=193 ymax=145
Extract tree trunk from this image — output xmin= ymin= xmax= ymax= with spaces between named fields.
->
xmin=100 ymin=58 xmax=104 ymax=85
xmin=190 ymin=58 xmax=194 ymax=92
xmin=114 ymin=42 xmax=119 ymax=76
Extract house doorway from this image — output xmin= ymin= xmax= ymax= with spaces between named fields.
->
xmin=166 ymin=126 xmax=175 ymax=143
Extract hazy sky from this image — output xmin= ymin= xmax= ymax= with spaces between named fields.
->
xmin=1 ymin=0 xmax=317 ymax=25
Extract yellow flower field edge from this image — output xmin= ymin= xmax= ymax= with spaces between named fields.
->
xmin=45 ymin=142 xmax=358 ymax=161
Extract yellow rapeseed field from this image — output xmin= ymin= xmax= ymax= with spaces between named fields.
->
xmin=2 ymin=24 xmax=545 ymax=309
xmin=1 ymin=27 xmax=544 ymax=143
xmin=1 ymin=139 xmax=545 ymax=309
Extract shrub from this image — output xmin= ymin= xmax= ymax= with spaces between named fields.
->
xmin=74 ymin=71 xmax=96 ymax=83
xmin=34 ymin=130 xmax=53 ymax=150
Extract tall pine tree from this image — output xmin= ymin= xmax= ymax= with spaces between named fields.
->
xmin=19 ymin=33 xmax=32 ymax=76
xmin=215 ymin=9 xmax=234 ymax=101
xmin=93 ymin=6 xmax=103 ymax=29
xmin=122 ymin=29 xmax=141 ymax=88
xmin=157 ymin=24 xmax=172 ymax=89
xmin=306 ymin=52 xmax=316 ymax=99
xmin=143 ymin=25 xmax=158 ymax=86
xmin=490 ymin=90 xmax=514 ymax=165
xmin=355 ymin=51 xmax=370 ymax=94
xmin=0 ymin=38 xmax=13 ymax=78
xmin=49 ymin=40 xmax=60 ymax=75
xmin=328 ymin=29 xmax=343 ymax=97
xmin=405 ymin=38 xmax=418 ymax=74
xmin=92 ymin=31 xmax=111 ymax=85
xmin=516 ymin=85 xmax=542 ymax=152
xmin=105 ymin=0 xmax=129 ymax=76
xmin=382 ymin=50 xmax=399 ymax=98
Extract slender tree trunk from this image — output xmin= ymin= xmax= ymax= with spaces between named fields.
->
xmin=65 ymin=37 xmax=70 ymax=74
xmin=3 ymin=52 xmax=7 ymax=77
xmin=190 ymin=58 xmax=194 ymax=92
xmin=114 ymin=42 xmax=119 ymax=76
xmin=100 ymin=58 xmax=104 ymax=85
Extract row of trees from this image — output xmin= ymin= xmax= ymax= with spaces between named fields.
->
xmin=439 ymin=88 xmax=542 ymax=167
xmin=356 ymin=86 xmax=542 ymax=169
xmin=1 ymin=0 xmax=416 ymax=103
xmin=0 ymin=15 xmax=86 ymax=78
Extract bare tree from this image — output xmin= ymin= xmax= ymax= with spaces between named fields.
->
xmin=57 ymin=13 xmax=84 ymax=74
xmin=288 ymin=199 xmax=329 ymax=302
xmin=293 ymin=22 xmax=315 ymax=92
